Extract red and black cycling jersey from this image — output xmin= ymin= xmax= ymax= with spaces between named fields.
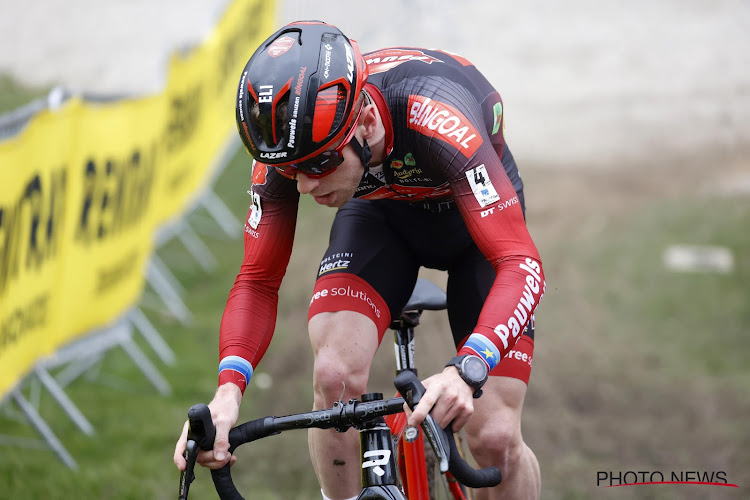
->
xmin=218 ymin=48 xmax=545 ymax=393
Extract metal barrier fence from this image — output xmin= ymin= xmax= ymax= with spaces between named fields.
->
xmin=0 ymin=87 xmax=242 ymax=468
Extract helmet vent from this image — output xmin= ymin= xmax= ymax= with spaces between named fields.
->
xmin=270 ymin=88 xmax=291 ymax=146
xmin=312 ymin=84 xmax=347 ymax=143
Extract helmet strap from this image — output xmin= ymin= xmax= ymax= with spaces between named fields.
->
xmin=348 ymin=136 xmax=372 ymax=180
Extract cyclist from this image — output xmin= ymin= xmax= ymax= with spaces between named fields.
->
xmin=175 ymin=21 xmax=545 ymax=500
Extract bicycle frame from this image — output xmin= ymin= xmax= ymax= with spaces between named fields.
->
xmin=386 ymin=311 xmax=467 ymax=500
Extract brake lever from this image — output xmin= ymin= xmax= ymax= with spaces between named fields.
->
xmin=178 ymin=404 xmax=216 ymax=499
xmin=420 ymin=415 xmax=450 ymax=473
xmin=393 ymin=370 xmax=451 ymax=472
xmin=178 ymin=439 xmax=198 ymax=499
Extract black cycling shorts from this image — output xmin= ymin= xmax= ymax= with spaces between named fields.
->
xmin=309 ymin=189 xmax=529 ymax=349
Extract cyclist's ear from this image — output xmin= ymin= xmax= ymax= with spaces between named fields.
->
xmin=360 ymin=103 xmax=379 ymax=139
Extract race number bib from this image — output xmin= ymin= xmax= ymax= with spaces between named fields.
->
xmin=466 ymin=164 xmax=500 ymax=208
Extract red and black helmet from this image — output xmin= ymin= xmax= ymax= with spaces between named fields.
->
xmin=235 ymin=21 xmax=368 ymax=172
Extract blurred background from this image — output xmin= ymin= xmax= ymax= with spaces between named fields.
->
xmin=0 ymin=0 xmax=748 ymax=498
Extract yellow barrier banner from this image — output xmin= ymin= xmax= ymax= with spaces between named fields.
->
xmin=55 ymin=96 xmax=162 ymax=339
xmin=0 ymin=107 xmax=75 ymax=395
xmin=0 ymin=0 xmax=275 ymax=399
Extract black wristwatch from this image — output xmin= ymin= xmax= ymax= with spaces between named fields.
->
xmin=445 ymin=355 xmax=488 ymax=399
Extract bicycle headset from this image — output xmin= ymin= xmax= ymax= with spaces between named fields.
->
xmin=235 ymin=21 xmax=369 ymax=177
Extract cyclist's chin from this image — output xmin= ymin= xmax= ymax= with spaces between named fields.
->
xmin=313 ymin=191 xmax=351 ymax=207
xmin=312 ymin=193 xmax=338 ymax=207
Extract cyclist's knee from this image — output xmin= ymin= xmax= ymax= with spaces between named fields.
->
xmin=312 ymin=352 xmax=370 ymax=403
xmin=310 ymin=315 xmax=377 ymax=407
xmin=309 ymin=311 xmax=378 ymax=405
xmin=466 ymin=420 xmax=523 ymax=474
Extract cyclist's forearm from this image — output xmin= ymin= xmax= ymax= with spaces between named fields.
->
xmin=459 ymin=256 xmax=545 ymax=369
xmin=219 ymin=279 xmax=280 ymax=393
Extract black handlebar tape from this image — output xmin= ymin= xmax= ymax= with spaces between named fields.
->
xmin=211 ymin=464 xmax=245 ymax=500
xmin=209 ymin=417 xmax=277 ymax=500
xmin=445 ymin=431 xmax=502 ymax=488
xmin=187 ymin=404 xmax=216 ymax=451
xmin=227 ymin=417 xmax=277 ymax=453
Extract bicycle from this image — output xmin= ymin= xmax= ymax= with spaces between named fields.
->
xmin=178 ymin=279 xmax=501 ymax=499
xmin=385 ymin=278 xmax=473 ymax=500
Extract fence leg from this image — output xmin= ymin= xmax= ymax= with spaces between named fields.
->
xmin=198 ymin=189 xmax=242 ymax=239
xmin=150 ymin=254 xmax=185 ymax=294
xmin=146 ymin=259 xmax=192 ymax=325
xmin=176 ymin=220 xmax=218 ymax=272
xmin=54 ymin=354 xmax=104 ymax=388
xmin=11 ymin=388 xmax=77 ymax=470
xmin=34 ymin=367 xmax=94 ymax=436
xmin=118 ymin=326 xmax=171 ymax=396
xmin=128 ymin=308 xmax=175 ymax=365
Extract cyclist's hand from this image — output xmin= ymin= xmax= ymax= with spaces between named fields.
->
xmin=406 ymin=367 xmax=474 ymax=431
xmin=173 ymin=383 xmax=242 ymax=471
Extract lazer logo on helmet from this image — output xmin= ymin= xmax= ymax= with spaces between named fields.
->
xmin=259 ymin=152 xmax=287 ymax=159
xmin=491 ymin=258 xmax=545 ymax=350
xmin=407 ymin=95 xmax=481 ymax=157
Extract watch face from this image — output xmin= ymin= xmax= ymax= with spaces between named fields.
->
xmin=463 ymin=356 xmax=487 ymax=382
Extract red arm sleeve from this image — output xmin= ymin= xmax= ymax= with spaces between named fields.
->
xmin=451 ymin=159 xmax=546 ymax=371
xmin=217 ymin=166 xmax=299 ymax=393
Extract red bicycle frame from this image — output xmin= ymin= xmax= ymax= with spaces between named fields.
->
xmin=387 ymin=297 xmax=467 ymax=500
xmin=387 ymin=412 xmax=428 ymax=499
xmin=386 ymin=403 xmax=467 ymax=499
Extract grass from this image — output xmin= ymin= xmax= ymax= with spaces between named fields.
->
xmin=0 ymin=74 xmax=50 ymax=114
xmin=598 ymin=198 xmax=749 ymax=380
xmin=520 ymin=165 xmax=750 ymax=500
xmin=1 ymin=76 xmax=748 ymax=498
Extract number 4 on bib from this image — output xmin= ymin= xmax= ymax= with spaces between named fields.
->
xmin=466 ymin=164 xmax=500 ymax=208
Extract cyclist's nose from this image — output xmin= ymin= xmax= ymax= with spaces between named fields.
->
xmin=296 ymin=173 xmax=320 ymax=194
